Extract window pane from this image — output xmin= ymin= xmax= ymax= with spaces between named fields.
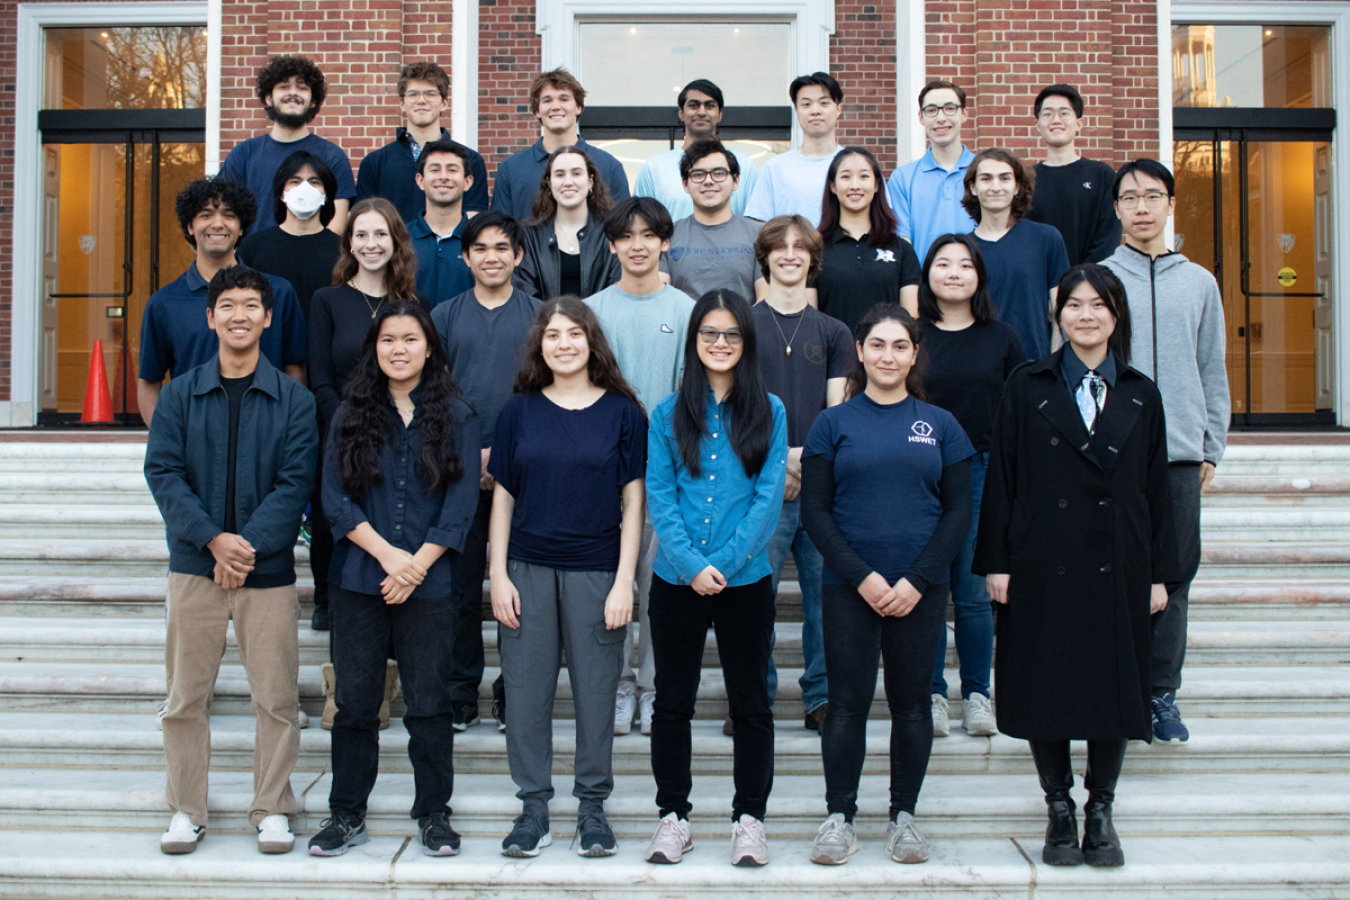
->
xmin=45 ymin=27 xmax=208 ymax=110
xmin=1172 ymin=24 xmax=1330 ymax=108
xmin=588 ymin=138 xmax=787 ymax=192
xmin=578 ymin=22 xmax=792 ymax=107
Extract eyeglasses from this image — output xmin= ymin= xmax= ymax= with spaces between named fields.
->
xmin=1038 ymin=108 xmax=1076 ymax=121
xmin=688 ymin=168 xmax=731 ymax=184
xmin=403 ymin=89 xmax=442 ymax=101
xmin=1117 ymin=191 xmax=1170 ymax=210
xmin=697 ymin=328 xmax=744 ymax=346
xmin=921 ymin=103 xmax=963 ymax=118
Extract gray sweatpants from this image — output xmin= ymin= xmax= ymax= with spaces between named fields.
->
xmin=619 ymin=513 xmax=658 ymax=694
xmin=1153 ymin=462 xmax=1203 ymax=694
xmin=499 ymin=559 xmax=625 ymax=813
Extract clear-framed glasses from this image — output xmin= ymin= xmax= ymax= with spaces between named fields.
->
xmin=688 ymin=168 xmax=731 ymax=184
xmin=403 ymin=89 xmax=442 ymax=101
xmin=697 ymin=328 xmax=744 ymax=346
xmin=921 ymin=102 xmax=962 ymax=118
xmin=1038 ymin=108 xmax=1076 ymax=121
xmin=1117 ymin=191 xmax=1170 ymax=210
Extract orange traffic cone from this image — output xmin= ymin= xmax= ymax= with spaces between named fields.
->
xmin=80 ymin=340 xmax=114 ymax=424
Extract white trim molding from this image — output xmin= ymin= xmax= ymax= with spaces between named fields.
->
xmin=11 ymin=2 xmax=210 ymax=427
xmin=895 ymin=0 xmax=926 ymax=165
xmin=451 ymin=0 xmax=479 ymax=147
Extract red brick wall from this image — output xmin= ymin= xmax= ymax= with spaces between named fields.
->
xmin=834 ymin=0 xmax=899 ymax=171
xmin=476 ymin=0 xmax=541 ymax=196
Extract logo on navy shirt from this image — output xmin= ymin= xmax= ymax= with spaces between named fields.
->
xmin=875 ymin=249 xmax=896 ymax=263
xmin=909 ymin=420 xmax=937 ymax=445
xmin=804 ymin=342 xmax=825 ymax=364
xmin=1083 ymin=181 xmax=1093 ymax=189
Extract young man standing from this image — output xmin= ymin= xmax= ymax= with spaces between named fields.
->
xmin=634 ymin=80 xmax=760 ymax=220
xmin=660 ymin=140 xmax=765 ymax=301
xmin=751 ymin=215 xmax=852 ymax=733
xmin=744 ymin=73 xmax=843 ymax=224
xmin=356 ymin=61 xmax=489 ymax=223
xmin=145 ymin=266 xmax=318 ymax=856
xmin=886 ymin=81 xmax=977 ymax=262
xmin=491 ymin=69 xmax=630 ymax=221
xmin=1024 ymin=83 xmax=1122 ymax=266
xmin=586 ymin=197 xmax=696 ymax=735
xmin=410 ymin=140 xmax=477 ymax=307
xmin=1103 ymin=159 xmax=1229 ymax=745
xmin=431 ymin=212 xmax=542 ymax=732
xmin=221 ymin=56 xmax=356 ymax=235
xmin=963 ymin=148 xmax=1070 ymax=361
xmin=138 ymin=178 xmax=308 ymax=427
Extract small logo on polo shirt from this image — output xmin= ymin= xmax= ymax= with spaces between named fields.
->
xmin=909 ymin=420 xmax=937 ymax=445
xmin=876 ymin=249 xmax=896 ymax=263
xmin=1083 ymin=181 xmax=1093 ymax=189
xmin=660 ymin=324 xmax=674 ymax=333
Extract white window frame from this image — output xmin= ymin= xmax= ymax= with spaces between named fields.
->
xmin=9 ymin=2 xmax=212 ymax=427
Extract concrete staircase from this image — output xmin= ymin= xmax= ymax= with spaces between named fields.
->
xmin=0 ymin=437 xmax=1348 ymax=899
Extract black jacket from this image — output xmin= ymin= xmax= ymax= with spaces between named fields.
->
xmin=515 ymin=213 xmax=621 ymax=300
xmin=355 ymin=128 xmax=490 ymax=223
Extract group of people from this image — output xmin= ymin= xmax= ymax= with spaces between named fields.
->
xmin=141 ymin=53 xmax=1230 ymax=872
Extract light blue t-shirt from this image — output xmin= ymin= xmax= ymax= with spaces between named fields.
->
xmin=743 ymin=147 xmax=843 ymax=225
xmin=585 ymin=284 xmax=695 ymax=416
xmin=886 ymin=145 xmax=977 ymax=262
xmin=634 ymin=146 xmax=761 ymax=220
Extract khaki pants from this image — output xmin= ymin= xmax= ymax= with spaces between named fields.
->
xmin=163 ymin=572 xmax=300 ymax=827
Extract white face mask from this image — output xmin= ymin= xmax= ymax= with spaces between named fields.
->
xmin=283 ymin=182 xmax=326 ymax=220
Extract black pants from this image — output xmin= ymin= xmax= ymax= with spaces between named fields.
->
xmin=649 ymin=574 xmax=775 ymax=822
xmin=328 ymin=584 xmax=458 ymax=820
xmin=1154 ymin=463 xmax=1202 ymax=694
xmin=821 ymin=581 xmax=946 ymax=820
xmin=309 ymin=455 xmax=333 ymax=613
xmin=448 ymin=489 xmax=492 ymax=705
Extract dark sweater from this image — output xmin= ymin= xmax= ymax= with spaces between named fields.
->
xmin=1026 ymin=157 xmax=1122 ymax=266
xmin=355 ymin=128 xmax=490 ymax=223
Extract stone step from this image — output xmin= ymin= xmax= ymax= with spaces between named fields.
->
xmin=0 ymin=539 xmax=313 ymax=579
xmin=0 ymin=442 xmax=147 ymax=473
xmin=1196 ymin=541 xmax=1350 ymax=579
xmin=0 ymin=472 xmax=156 ymax=504
xmin=0 ymin=504 xmax=167 ymax=539
xmin=1199 ymin=508 xmax=1350 ymax=540
xmin=1189 ymin=580 xmax=1350 ymax=620
xmin=1 ymin=767 xmax=1344 ymax=841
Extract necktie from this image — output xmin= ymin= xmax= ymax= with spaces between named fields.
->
xmin=1076 ymin=372 xmax=1105 ymax=433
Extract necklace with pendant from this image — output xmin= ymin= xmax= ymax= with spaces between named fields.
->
xmin=769 ymin=306 xmax=806 ymax=356
xmin=352 ymin=283 xmax=384 ymax=319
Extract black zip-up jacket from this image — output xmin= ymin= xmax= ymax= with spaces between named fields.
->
xmin=514 ymin=213 xmax=621 ymax=300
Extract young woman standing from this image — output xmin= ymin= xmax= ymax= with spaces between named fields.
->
xmin=517 ymin=146 xmax=621 ymax=300
xmin=643 ymin=290 xmax=787 ymax=869
xmin=974 ymin=264 xmax=1177 ymax=867
xmin=916 ymin=234 xmax=1025 ymax=738
xmin=801 ymin=304 xmax=973 ymax=867
xmin=309 ymin=301 xmax=480 ymax=858
xmin=487 ymin=297 xmax=647 ymax=859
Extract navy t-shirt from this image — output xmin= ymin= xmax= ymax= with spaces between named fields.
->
xmin=219 ymin=133 xmax=357 ymax=234
xmin=974 ymin=219 xmax=1070 ymax=361
xmin=489 ymin=390 xmax=647 ymax=570
xmin=803 ymin=393 xmax=973 ymax=584
xmin=752 ymin=303 xmax=854 ymax=447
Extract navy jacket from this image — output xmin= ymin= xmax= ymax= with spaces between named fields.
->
xmin=144 ymin=354 xmax=318 ymax=584
xmin=356 ymin=129 xmax=489 ymax=223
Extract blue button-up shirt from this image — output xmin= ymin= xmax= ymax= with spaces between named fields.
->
xmin=409 ymin=212 xmax=474 ymax=307
xmin=489 ymin=137 xmax=631 ymax=222
xmin=646 ymin=389 xmax=788 ymax=587
xmin=323 ymin=390 xmax=481 ymax=598
xmin=885 ymin=145 xmax=977 ymax=262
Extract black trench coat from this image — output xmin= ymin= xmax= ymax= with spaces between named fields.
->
xmin=973 ymin=349 xmax=1180 ymax=742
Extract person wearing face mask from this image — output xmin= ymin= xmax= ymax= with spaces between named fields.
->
xmin=238 ymin=151 xmax=343 ymax=323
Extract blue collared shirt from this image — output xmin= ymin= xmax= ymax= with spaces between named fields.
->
xmin=355 ymin=128 xmax=490 ymax=223
xmin=885 ymin=145 xmax=977 ymax=261
xmin=646 ymin=389 xmax=788 ymax=587
xmin=409 ymin=212 xmax=474 ymax=307
xmin=489 ymin=137 xmax=631 ymax=221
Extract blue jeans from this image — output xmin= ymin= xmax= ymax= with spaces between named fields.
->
xmin=932 ymin=451 xmax=993 ymax=699
xmin=766 ymin=497 xmax=827 ymax=713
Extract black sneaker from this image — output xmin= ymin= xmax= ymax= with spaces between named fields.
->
xmin=310 ymin=603 xmax=331 ymax=632
xmin=1151 ymin=693 xmax=1190 ymax=743
xmin=576 ymin=806 xmax=618 ymax=857
xmin=418 ymin=809 xmax=461 ymax=856
xmin=308 ymin=812 xmax=368 ymax=857
xmin=501 ymin=812 xmax=551 ymax=857
xmin=452 ymin=701 xmax=480 ymax=732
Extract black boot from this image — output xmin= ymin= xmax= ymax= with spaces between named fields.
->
xmin=1081 ymin=739 xmax=1127 ymax=866
xmin=1028 ymin=740 xmax=1083 ymax=865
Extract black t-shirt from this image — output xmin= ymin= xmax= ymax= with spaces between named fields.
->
xmin=237 ymin=226 xmax=343 ymax=323
xmin=815 ymin=232 xmax=922 ymax=334
xmin=921 ymin=320 xmax=1026 ymax=453
xmin=752 ymin=303 xmax=855 ymax=447
xmin=221 ymin=372 xmax=256 ymax=535
xmin=559 ymin=250 xmax=582 ymax=298
xmin=1025 ymin=157 xmax=1122 ymax=267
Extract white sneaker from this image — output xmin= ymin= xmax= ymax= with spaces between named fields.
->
xmin=297 ymin=709 xmax=310 ymax=730
xmin=962 ymin=694 xmax=997 ymax=736
xmin=645 ymin=811 xmax=692 ymax=864
xmin=886 ymin=812 xmax=930 ymax=864
xmin=614 ymin=683 xmax=636 ymax=736
xmin=156 ymin=697 xmax=168 ymax=732
xmin=730 ymin=814 xmax=768 ymax=867
xmin=160 ymin=811 xmax=205 ymax=854
xmin=639 ymin=690 xmax=655 ymax=736
xmin=809 ymin=812 xmax=857 ymax=865
xmin=931 ymin=693 xmax=950 ymax=738
xmin=256 ymin=814 xmax=294 ymax=854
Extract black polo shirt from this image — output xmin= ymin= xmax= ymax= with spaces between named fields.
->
xmin=815 ymin=232 xmax=922 ymax=334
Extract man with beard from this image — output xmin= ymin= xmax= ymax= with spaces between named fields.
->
xmin=221 ymin=55 xmax=357 ymax=235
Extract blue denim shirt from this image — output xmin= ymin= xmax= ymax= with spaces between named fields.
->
xmin=647 ymin=389 xmax=788 ymax=587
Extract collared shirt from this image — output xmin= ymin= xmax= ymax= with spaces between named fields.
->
xmin=137 ymin=263 xmax=308 ymax=381
xmin=815 ymin=231 xmax=922 ymax=334
xmin=409 ymin=212 xmax=474 ymax=307
xmin=355 ymin=128 xmax=490 ymax=223
xmin=633 ymin=145 xmax=761 ymax=219
xmin=646 ymin=388 xmax=788 ymax=587
xmin=489 ymin=137 xmax=631 ymax=221
xmin=323 ymin=390 xmax=481 ymax=599
xmin=885 ymin=145 xmax=978 ymax=261
xmin=1061 ymin=344 xmax=1118 ymax=400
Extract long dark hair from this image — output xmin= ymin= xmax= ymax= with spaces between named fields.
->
xmin=847 ymin=304 xmax=926 ymax=401
xmin=674 ymin=290 xmax=773 ymax=478
xmin=337 ymin=301 xmax=465 ymax=498
xmin=332 ymin=198 xmax=420 ymax=300
xmin=818 ymin=147 xmax=900 ymax=251
xmin=528 ymin=146 xmax=614 ymax=225
xmin=513 ymin=296 xmax=643 ymax=413
xmin=916 ymin=233 xmax=997 ymax=324
xmin=1054 ymin=264 xmax=1133 ymax=365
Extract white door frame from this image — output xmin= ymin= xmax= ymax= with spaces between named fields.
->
xmin=10 ymin=2 xmax=212 ymax=427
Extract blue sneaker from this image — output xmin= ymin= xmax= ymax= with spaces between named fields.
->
xmin=1151 ymin=693 xmax=1190 ymax=743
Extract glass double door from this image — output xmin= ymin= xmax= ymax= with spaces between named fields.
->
xmin=1173 ymin=133 xmax=1335 ymax=424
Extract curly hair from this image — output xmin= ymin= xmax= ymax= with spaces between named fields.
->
xmin=332 ymin=198 xmax=420 ymax=300
xmin=175 ymin=177 xmax=256 ymax=249
xmin=513 ymin=296 xmax=643 ymax=413
xmin=961 ymin=147 xmax=1035 ymax=225
xmin=527 ymin=146 xmax=613 ymax=225
xmin=256 ymin=55 xmax=327 ymax=121
xmin=337 ymin=300 xmax=465 ymax=499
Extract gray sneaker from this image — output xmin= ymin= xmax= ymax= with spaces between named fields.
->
xmin=886 ymin=812 xmax=930 ymax=864
xmin=730 ymin=814 xmax=768 ymax=867
xmin=962 ymin=694 xmax=997 ymax=736
xmin=809 ymin=813 xmax=857 ymax=865
xmin=931 ymin=693 xmax=951 ymax=738
xmin=646 ymin=812 xmax=692 ymax=864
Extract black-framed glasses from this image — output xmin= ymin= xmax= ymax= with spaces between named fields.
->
xmin=688 ymin=168 xmax=731 ymax=184
xmin=921 ymin=102 xmax=963 ymax=118
xmin=697 ymin=328 xmax=744 ymax=346
xmin=1117 ymin=191 xmax=1170 ymax=209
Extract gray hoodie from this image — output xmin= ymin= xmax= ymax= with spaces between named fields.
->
xmin=1103 ymin=244 xmax=1229 ymax=466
